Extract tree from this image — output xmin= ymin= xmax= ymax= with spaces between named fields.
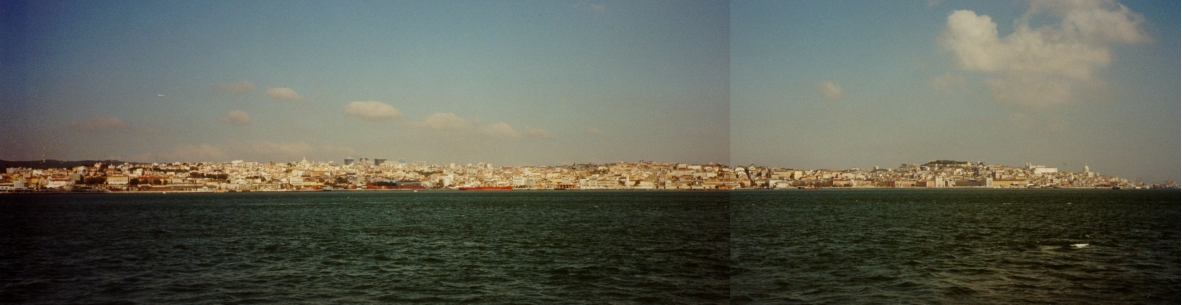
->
xmin=83 ymin=177 xmax=106 ymax=185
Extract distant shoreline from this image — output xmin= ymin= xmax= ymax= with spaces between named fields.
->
xmin=3 ymin=186 xmax=1174 ymax=196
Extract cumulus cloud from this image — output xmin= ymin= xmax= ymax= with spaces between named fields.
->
xmin=940 ymin=0 xmax=1148 ymax=107
xmin=343 ymin=101 xmax=403 ymax=121
xmin=407 ymin=113 xmax=472 ymax=130
xmin=586 ymin=127 xmax=607 ymax=136
xmin=407 ymin=113 xmax=551 ymax=140
xmin=216 ymin=80 xmax=255 ymax=94
xmin=266 ymin=87 xmax=302 ymax=101
xmin=219 ymin=110 xmax=251 ymax=126
xmin=71 ymin=116 xmax=130 ymax=132
xmin=818 ymin=81 xmax=844 ymax=101
xmin=480 ymin=122 xmax=521 ymax=138
xmin=522 ymin=126 xmax=554 ymax=139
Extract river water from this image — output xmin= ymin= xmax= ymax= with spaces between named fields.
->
xmin=2 ymin=190 xmax=1177 ymax=304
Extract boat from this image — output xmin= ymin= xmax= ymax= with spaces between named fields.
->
xmin=458 ymin=186 xmax=513 ymax=191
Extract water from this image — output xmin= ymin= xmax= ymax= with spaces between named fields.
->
xmin=2 ymin=190 xmax=1177 ymax=304
xmin=732 ymin=189 xmax=1180 ymax=304
xmin=2 ymin=191 xmax=730 ymax=304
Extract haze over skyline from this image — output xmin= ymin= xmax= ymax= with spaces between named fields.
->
xmin=2 ymin=0 xmax=1178 ymax=182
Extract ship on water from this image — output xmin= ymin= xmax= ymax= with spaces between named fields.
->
xmin=366 ymin=179 xmax=425 ymax=190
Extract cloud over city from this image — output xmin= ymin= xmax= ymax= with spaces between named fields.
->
xmin=406 ymin=113 xmax=552 ymax=140
xmin=266 ymin=87 xmax=302 ymax=101
xmin=940 ymin=0 xmax=1149 ymax=107
xmin=343 ymin=101 xmax=403 ymax=122
xmin=219 ymin=110 xmax=251 ymax=126
xmin=522 ymin=126 xmax=554 ymax=139
xmin=480 ymin=122 xmax=520 ymax=138
xmin=407 ymin=113 xmax=473 ymax=130
xmin=818 ymin=81 xmax=844 ymax=101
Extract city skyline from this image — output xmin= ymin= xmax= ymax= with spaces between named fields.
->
xmin=2 ymin=0 xmax=1178 ymax=182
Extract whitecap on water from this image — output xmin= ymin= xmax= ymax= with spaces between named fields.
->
xmin=1071 ymin=243 xmax=1088 ymax=249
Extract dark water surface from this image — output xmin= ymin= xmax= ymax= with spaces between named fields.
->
xmin=732 ymin=189 xmax=1180 ymax=304
xmin=2 ymin=191 xmax=730 ymax=304
xmin=2 ymin=189 xmax=1177 ymax=304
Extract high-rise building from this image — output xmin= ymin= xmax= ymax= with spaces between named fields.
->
xmin=344 ymin=157 xmax=355 ymax=165
xmin=375 ymin=158 xmax=387 ymax=166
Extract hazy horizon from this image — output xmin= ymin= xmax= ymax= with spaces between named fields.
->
xmin=2 ymin=0 xmax=1177 ymax=182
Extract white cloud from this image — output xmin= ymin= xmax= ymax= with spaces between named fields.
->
xmin=343 ymin=101 xmax=403 ymax=121
xmin=940 ymin=0 xmax=1148 ymax=107
xmin=216 ymin=80 xmax=255 ymax=94
xmin=586 ymin=127 xmax=607 ymax=136
xmin=819 ymin=81 xmax=843 ymax=101
xmin=407 ymin=113 xmax=550 ymax=140
xmin=219 ymin=110 xmax=251 ymax=126
xmin=71 ymin=116 xmax=130 ymax=132
xmin=266 ymin=87 xmax=302 ymax=101
xmin=408 ymin=113 xmax=472 ymax=130
xmin=522 ymin=126 xmax=554 ymax=139
xmin=480 ymin=122 xmax=521 ymax=138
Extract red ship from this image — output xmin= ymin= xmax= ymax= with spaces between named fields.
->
xmin=458 ymin=186 xmax=513 ymax=191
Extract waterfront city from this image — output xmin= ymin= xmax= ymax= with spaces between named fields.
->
xmin=1 ymin=158 xmax=1173 ymax=193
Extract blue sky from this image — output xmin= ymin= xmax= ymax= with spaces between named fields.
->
xmin=1 ymin=0 xmax=1177 ymax=182
xmin=732 ymin=0 xmax=1179 ymax=182
xmin=1 ymin=0 xmax=729 ymax=166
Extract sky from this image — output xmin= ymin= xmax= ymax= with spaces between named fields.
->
xmin=1 ymin=0 xmax=1178 ymax=182
xmin=732 ymin=0 xmax=1179 ymax=182
xmin=0 ymin=0 xmax=730 ymax=166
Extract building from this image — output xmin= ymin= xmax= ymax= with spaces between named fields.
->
xmin=344 ymin=158 xmax=355 ymax=165
xmin=107 ymin=175 xmax=130 ymax=185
